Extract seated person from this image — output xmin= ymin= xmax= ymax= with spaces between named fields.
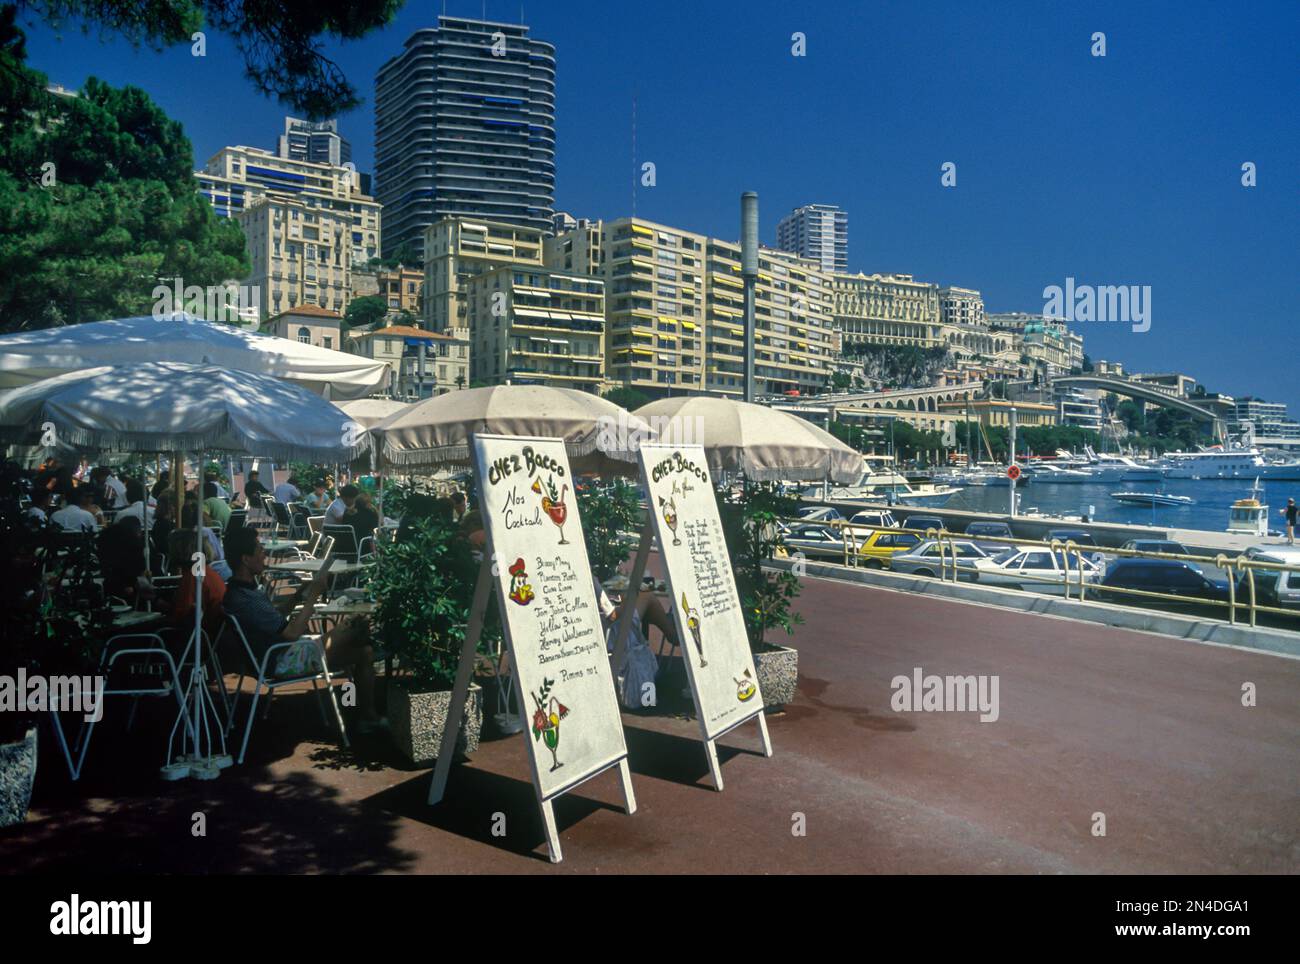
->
xmin=51 ymin=485 xmax=102 ymax=531
xmin=349 ymin=491 xmax=380 ymax=544
xmin=304 ymin=481 xmax=330 ymax=512
xmin=202 ymin=481 xmax=231 ymax=530
xmin=100 ymin=516 xmax=153 ymax=607
xmin=592 ymin=575 xmax=680 ymax=653
xmin=181 ymin=499 xmax=232 ymax=581
xmin=243 ymin=469 xmax=269 ymax=504
xmin=167 ymin=528 xmax=226 ymax=636
xmin=204 ymin=470 xmax=229 ymax=500
xmin=150 ymin=470 xmax=171 ymax=501
xmin=26 ymin=487 xmax=52 ymax=523
xmin=274 ymin=476 xmax=302 ymax=505
xmin=325 ymin=484 xmax=358 ymax=526
xmin=115 ymin=477 xmax=155 ymax=529
xmin=222 ymin=527 xmax=384 ymax=731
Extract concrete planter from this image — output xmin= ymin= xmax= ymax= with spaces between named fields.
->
xmin=390 ymin=683 xmax=482 ymax=766
xmin=0 ymin=727 xmax=37 ymax=828
xmin=753 ymin=643 xmax=798 ymax=710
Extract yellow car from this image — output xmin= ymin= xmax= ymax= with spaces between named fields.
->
xmin=854 ymin=529 xmax=923 ymax=568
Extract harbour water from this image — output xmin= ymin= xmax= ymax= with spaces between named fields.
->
xmin=941 ymin=477 xmax=1298 ymax=536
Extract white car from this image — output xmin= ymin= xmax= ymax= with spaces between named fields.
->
xmin=848 ymin=509 xmax=899 ymax=531
xmin=780 ymin=523 xmax=852 ymax=559
xmin=888 ymin=539 xmax=1000 ymax=581
xmin=797 ymin=505 xmax=844 ymax=524
xmin=979 ymin=547 xmax=1102 ymax=594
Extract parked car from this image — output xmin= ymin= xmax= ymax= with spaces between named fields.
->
xmin=855 ymin=529 xmax=922 ymax=568
xmin=963 ymin=520 xmax=1015 ymax=552
xmin=1120 ymin=539 xmax=1191 ymax=556
xmin=980 ymin=546 xmax=1102 ymax=594
xmin=901 ymin=514 xmax=945 ymax=534
xmin=797 ymin=505 xmax=844 ymax=523
xmin=848 ymin=509 xmax=899 ymax=530
xmin=889 ymin=539 xmax=998 ymax=580
xmin=1098 ymin=559 xmax=1230 ymax=609
xmin=1234 ymin=546 xmax=1300 ymax=610
xmin=780 ymin=523 xmax=850 ymax=559
xmin=1047 ymin=528 xmax=1099 ymax=548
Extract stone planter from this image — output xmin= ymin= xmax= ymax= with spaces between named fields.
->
xmin=390 ymin=683 xmax=482 ymax=766
xmin=0 ymin=727 xmax=37 ymax=828
xmin=753 ymin=643 xmax=799 ymax=711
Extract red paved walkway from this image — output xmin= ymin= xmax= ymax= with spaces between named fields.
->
xmin=5 ymin=575 xmax=1298 ymax=873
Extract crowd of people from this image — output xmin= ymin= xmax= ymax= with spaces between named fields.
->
xmin=7 ymin=457 xmax=408 ymax=729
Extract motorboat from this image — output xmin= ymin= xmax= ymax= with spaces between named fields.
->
xmin=1111 ymin=491 xmax=1194 ymax=507
xmin=1026 ymin=463 xmax=1094 ymax=484
xmin=1226 ymin=478 xmax=1269 ymax=537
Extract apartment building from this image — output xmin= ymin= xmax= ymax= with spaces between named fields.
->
xmin=463 ymin=266 xmax=605 ymax=393
xmin=938 ymin=398 xmax=1058 ymax=427
xmin=197 ymin=146 xmax=381 ymax=319
xmin=374 ymin=16 xmax=556 ymax=260
xmin=265 ymin=305 xmax=344 ymax=351
xmin=831 ymin=272 xmax=943 ymax=349
xmin=938 ymin=286 xmax=985 ymax=328
xmin=774 ymin=203 xmax=848 ymax=273
xmin=347 ymin=324 xmax=470 ymax=398
xmin=349 ymin=265 xmax=425 ymax=316
xmin=424 ymin=217 xmax=545 ymax=331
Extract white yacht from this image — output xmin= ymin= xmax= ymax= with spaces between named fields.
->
xmin=801 ymin=459 xmax=960 ymax=507
xmin=1081 ymin=446 xmax=1164 ymax=483
xmin=1025 ymin=462 xmax=1094 ymax=484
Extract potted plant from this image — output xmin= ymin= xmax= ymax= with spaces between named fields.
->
xmin=369 ymin=513 xmax=497 ymax=765
xmin=577 ymin=478 xmax=643 ymax=581
xmin=717 ymin=481 xmax=804 ymax=710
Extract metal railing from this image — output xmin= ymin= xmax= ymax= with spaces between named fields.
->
xmin=781 ymin=519 xmax=1300 ymax=631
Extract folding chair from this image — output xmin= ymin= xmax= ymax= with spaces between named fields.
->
xmin=52 ymin=632 xmax=190 ymax=781
xmin=217 ymin=614 xmax=350 ymax=764
xmin=323 ymin=524 xmax=363 ymax=563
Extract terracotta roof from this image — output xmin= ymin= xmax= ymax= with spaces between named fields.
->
xmin=351 ymin=325 xmax=458 ymax=341
xmin=270 ymin=305 xmax=342 ymax=321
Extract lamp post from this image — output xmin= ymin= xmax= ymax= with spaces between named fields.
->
xmin=741 ymin=192 xmax=758 ymax=403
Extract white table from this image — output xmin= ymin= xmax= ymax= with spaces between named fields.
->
xmin=267 ymin=558 xmax=367 ymax=576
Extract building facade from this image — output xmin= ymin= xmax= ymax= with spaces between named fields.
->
xmin=196 ymin=146 xmax=381 ymax=319
xmin=830 ymin=272 xmax=943 ymax=349
xmin=423 ymin=217 xmax=545 ymax=331
xmin=545 ymin=217 xmax=836 ymax=397
xmin=938 ymin=286 xmax=985 ymax=328
xmin=774 ymin=203 xmax=848 ymax=273
xmin=266 ymin=305 xmax=344 ymax=351
xmin=374 ymin=16 xmax=556 ymax=261
xmin=463 ymin=266 xmax=604 ymax=392
xmin=347 ymin=324 xmax=469 ymax=398
xmin=277 ymin=117 xmax=351 ymax=168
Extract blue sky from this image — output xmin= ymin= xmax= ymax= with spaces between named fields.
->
xmin=18 ymin=0 xmax=1299 ymax=413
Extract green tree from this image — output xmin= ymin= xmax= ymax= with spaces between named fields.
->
xmin=15 ymin=1 xmax=404 ymax=117
xmin=601 ymin=385 xmax=652 ymax=412
xmin=0 ymin=51 xmax=248 ymax=331
xmin=343 ymin=294 xmax=387 ymax=331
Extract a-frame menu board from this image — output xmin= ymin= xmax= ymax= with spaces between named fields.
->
xmin=633 ymin=442 xmax=772 ymax=787
xmin=441 ymin=433 xmax=635 ymax=862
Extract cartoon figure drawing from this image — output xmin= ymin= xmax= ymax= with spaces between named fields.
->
xmin=507 ymin=557 xmax=534 ymax=606
xmin=659 ymin=495 xmax=681 ymax=546
xmin=681 ymin=592 xmax=706 ymax=667
xmin=734 ymin=668 xmax=757 ymax=703
xmin=531 ymin=677 xmax=569 ymax=772
xmin=531 ymin=474 xmax=570 ymax=545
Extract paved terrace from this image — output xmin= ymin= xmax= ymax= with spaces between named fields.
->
xmin=5 ymin=576 xmax=1297 ymax=874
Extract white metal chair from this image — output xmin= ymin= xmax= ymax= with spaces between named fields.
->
xmin=217 ymin=613 xmax=350 ymax=764
xmin=52 ymin=632 xmax=190 ymax=781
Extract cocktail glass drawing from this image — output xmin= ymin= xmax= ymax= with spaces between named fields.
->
xmin=660 ymin=495 xmax=681 ymax=546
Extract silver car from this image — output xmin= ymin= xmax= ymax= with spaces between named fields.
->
xmin=889 ymin=539 xmax=999 ymax=581
xmin=980 ymin=547 xmax=1102 ymax=595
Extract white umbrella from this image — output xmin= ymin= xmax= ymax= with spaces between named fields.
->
xmin=634 ymin=396 xmax=862 ymax=483
xmin=0 ymin=313 xmax=387 ymax=399
xmin=0 ymin=362 xmax=365 ymax=463
xmin=368 ymin=385 xmax=655 ymax=472
xmin=0 ymin=361 xmax=362 ymax=781
xmin=334 ymin=397 xmax=414 ymax=430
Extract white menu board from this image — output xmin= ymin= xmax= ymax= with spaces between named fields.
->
xmin=638 ymin=443 xmax=764 ymax=740
xmin=472 ymin=434 xmax=629 ymax=801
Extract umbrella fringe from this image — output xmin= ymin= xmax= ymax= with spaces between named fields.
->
xmin=379 ymin=434 xmax=640 ymax=470
xmin=17 ymin=423 xmax=363 ymax=464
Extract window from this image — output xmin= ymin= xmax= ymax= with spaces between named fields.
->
xmin=297 ymin=326 xmax=310 ymax=344
xmin=322 ymin=337 xmax=332 ymax=350
xmin=1021 ymin=552 xmax=1055 ymax=570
